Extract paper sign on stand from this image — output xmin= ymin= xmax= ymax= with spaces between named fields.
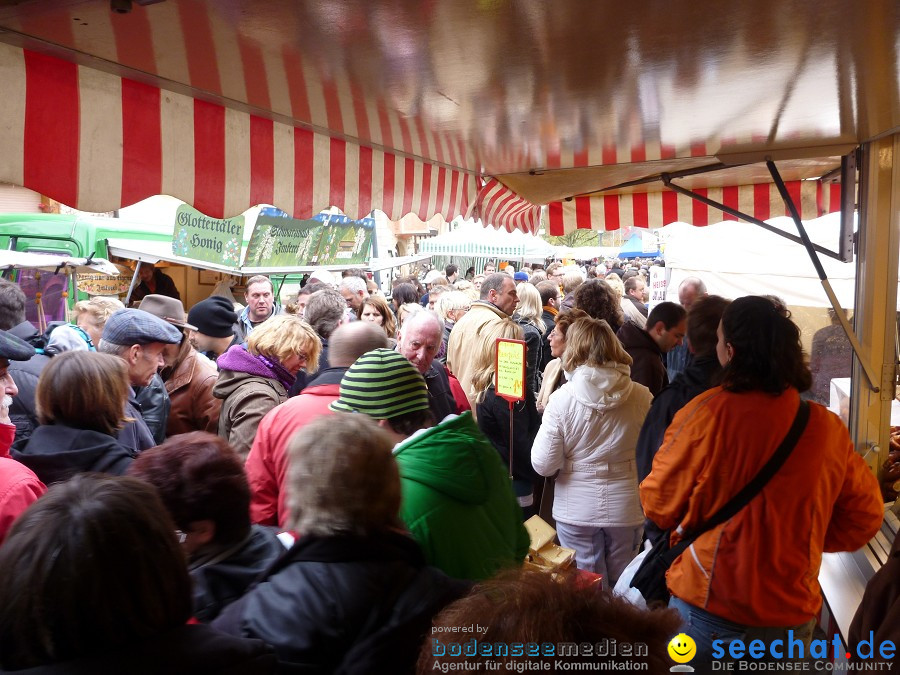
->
xmin=495 ymin=338 xmax=526 ymax=480
xmin=648 ymin=265 xmax=667 ymax=312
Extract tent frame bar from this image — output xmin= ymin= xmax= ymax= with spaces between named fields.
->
xmin=662 ymin=162 xmax=879 ymax=393
xmin=765 ymin=160 xmax=879 ymax=393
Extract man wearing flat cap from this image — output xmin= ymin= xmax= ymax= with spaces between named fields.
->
xmin=138 ymin=295 xmax=221 ymax=437
xmin=97 ymin=309 xmax=182 ymax=454
xmin=0 ymin=329 xmax=46 ymax=543
xmin=187 ymin=296 xmax=240 ymax=363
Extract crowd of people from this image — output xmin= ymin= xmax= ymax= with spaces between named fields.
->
xmin=0 ymin=258 xmax=891 ymax=672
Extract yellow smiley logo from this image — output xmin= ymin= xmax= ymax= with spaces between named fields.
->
xmin=667 ymin=633 xmax=697 ymax=664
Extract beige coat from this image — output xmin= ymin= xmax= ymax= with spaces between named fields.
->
xmin=446 ymin=301 xmax=510 ymax=415
xmin=536 ymin=358 xmax=564 ymax=413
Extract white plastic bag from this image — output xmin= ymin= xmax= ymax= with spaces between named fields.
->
xmin=612 ymin=541 xmax=650 ymax=610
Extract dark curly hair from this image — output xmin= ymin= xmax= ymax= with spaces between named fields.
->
xmin=573 ymin=279 xmax=623 ymax=331
xmin=128 ymin=432 xmax=251 ymax=547
xmin=720 ymin=295 xmax=812 ymax=394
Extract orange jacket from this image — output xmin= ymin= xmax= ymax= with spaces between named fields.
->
xmin=640 ymin=386 xmax=882 ymax=627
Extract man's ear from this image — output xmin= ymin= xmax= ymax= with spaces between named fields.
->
xmin=127 ymin=343 xmax=142 ymax=366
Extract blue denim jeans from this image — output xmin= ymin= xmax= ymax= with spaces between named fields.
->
xmin=669 ymin=596 xmax=816 ymax=667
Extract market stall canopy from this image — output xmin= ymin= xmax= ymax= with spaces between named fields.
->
xmin=418 ymin=221 xmax=555 ymax=262
xmin=0 ymin=250 xmax=122 ymax=276
xmin=0 ymin=1 xmax=896 ymax=233
xmin=551 ymin=246 xmax=621 ymax=261
xmin=617 ymin=233 xmax=660 ymax=259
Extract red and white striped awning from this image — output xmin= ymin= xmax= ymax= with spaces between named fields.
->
xmin=468 ymin=177 xmax=842 ymax=235
xmin=0 ymin=43 xmax=476 ymax=223
xmin=467 ymin=178 xmax=543 ymax=235
xmin=545 ymin=180 xmax=842 ymax=235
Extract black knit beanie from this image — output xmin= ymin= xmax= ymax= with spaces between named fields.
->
xmin=187 ymin=296 xmax=238 ymax=338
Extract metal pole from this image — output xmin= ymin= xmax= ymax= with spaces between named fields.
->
xmin=507 ymin=399 xmax=515 ymax=481
xmin=766 ymin=161 xmax=880 ymax=393
xmin=124 ymin=260 xmax=142 ymax=306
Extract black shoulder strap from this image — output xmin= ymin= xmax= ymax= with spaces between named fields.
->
xmin=684 ymin=399 xmax=810 ymax=540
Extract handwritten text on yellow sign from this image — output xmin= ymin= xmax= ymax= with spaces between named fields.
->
xmin=496 ymin=339 xmax=526 ymax=401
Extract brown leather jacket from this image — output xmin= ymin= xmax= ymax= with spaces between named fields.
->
xmin=163 ymin=341 xmax=221 ymax=437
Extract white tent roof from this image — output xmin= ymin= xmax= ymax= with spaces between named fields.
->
xmin=662 ymin=214 xmax=859 ymax=308
xmin=418 ymin=221 xmax=555 ymax=262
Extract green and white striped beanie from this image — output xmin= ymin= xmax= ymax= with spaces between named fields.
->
xmin=329 ymin=348 xmax=430 ymax=419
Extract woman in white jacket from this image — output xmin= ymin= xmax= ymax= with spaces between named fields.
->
xmin=531 ymin=316 xmax=652 ymax=584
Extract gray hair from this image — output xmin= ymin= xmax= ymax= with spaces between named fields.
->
xmin=0 ymin=279 xmax=25 ymax=330
xmin=96 ymin=339 xmax=131 ymax=357
xmin=287 ymin=414 xmax=401 ymax=536
xmin=304 ymin=289 xmax=346 ymax=339
xmin=398 ymin=308 xmax=444 ymax=339
xmin=479 ymin=273 xmax=510 ymax=300
xmin=340 ymin=276 xmax=367 ymax=295
xmin=435 ymin=291 xmax=471 ymax=322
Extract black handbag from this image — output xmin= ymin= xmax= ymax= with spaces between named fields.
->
xmin=630 ymin=399 xmax=810 ymax=605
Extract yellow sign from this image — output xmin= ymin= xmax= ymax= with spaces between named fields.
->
xmin=495 ymin=338 xmax=526 ymax=401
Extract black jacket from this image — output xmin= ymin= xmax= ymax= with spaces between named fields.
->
xmin=118 ymin=389 xmax=156 ymax=455
xmin=8 ymin=353 xmax=47 ymax=444
xmin=212 ymin=530 xmax=469 ymax=674
xmin=539 ymin=309 xmax=556 ymax=371
xmin=617 ymin=320 xmax=667 ymax=396
xmin=10 ymin=423 xmax=135 ymax=485
xmin=190 ymin=525 xmax=285 ymax=623
xmin=476 ymin=386 xmax=540 ymax=483
xmin=423 ymin=361 xmax=456 ymax=422
xmin=134 ymin=373 xmax=170 ymax=445
xmin=634 ymin=354 xmax=721 ymax=544
xmin=514 ymin=317 xmax=543 ymax=397
xmin=0 ymin=623 xmax=276 ymax=674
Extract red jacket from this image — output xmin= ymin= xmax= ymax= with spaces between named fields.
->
xmin=245 ymin=381 xmax=339 ymax=528
xmin=0 ymin=422 xmax=45 ymax=544
xmin=641 ymin=387 xmax=882 ymax=626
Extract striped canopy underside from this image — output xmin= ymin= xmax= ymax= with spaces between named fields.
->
xmin=0 ymin=44 xmax=475 ymax=224
xmin=0 ymin=43 xmax=841 ymax=235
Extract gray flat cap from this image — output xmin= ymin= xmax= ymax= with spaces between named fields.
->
xmin=0 ymin=330 xmax=35 ymax=361
xmin=102 ymin=309 xmax=183 ymax=346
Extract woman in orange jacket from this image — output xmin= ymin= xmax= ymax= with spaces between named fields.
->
xmin=640 ymin=295 xmax=882 ymax=666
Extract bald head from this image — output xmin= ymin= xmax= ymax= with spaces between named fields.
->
xmin=328 ymin=321 xmax=390 ymax=367
xmin=397 ymin=310 xmax=444 ymax=374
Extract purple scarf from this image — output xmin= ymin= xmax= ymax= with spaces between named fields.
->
xmin=217 ymin=345 xmax=295 ymax=391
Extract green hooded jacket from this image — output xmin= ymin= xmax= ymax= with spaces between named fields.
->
xmin=394 ymin=412 xmax=529 ymax=581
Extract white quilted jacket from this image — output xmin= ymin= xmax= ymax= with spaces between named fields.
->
xmin=532 ymin=363 xmax=652 ymax=528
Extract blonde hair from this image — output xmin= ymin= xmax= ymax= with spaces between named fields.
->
xmin=514 ymin=282 xmax=546 ymax=333
xmin=435 ymin=291 xmax=471 ymax=323
xmin=469 ymin=318 xmax=523 ymax=403
xmin=72 ymin=297 xmax=125 ymax=326
xmin=247 ymin=314 xmax=322 ymax=372
xmin=358 ymin=295 xmax=397 ymax=338
xmin=562 ymin=317 xmax=632 ymax=372
xmin=287 ymin=414 xmax=401 ymax=536
xmin=396 ymin=302 xmax=423 ymax=329
xmin=36 ymin=351 xmax=130 ymax=436
xmin=604 ymin=274 xmax=625 ymax=300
